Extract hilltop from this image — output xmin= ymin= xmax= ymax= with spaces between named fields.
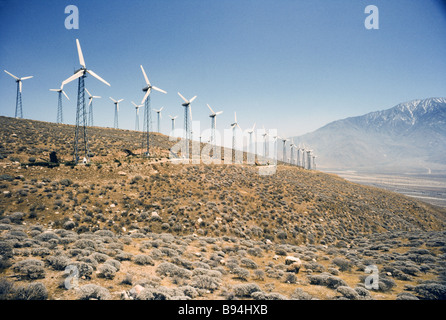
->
xmin=0 ymin=116 xmax=445 ymax=301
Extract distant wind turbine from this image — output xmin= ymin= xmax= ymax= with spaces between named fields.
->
xmin=110 ymin=97 xmax=124 ymax=129
xmin=4 ymin=70 xmax=33 ymax=119
xmin=85 ymin=88 xmax=101 ymax=127
xmin=50 ymin=84 xmax=69 ymax=124
xmin=153 ymin=107 xmax=164 ymax=133
xmin=132 ymin=101 xmax=143 ymax=131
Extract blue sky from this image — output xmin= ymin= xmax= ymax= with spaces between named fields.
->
xmin=1 ymin=0 xmax=445 ymax=139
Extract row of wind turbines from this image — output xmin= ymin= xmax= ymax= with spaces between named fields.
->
xmin=3 ymin=39 xmax=316 ymax=169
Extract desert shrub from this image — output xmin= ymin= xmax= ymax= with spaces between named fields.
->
xmin=95 ymin=230 xmax=114 ymax=238
xmin=98 ymin=264 xmax=117 ymax=279
xmin=308 ymin=272 xmax=347 ymax=289
xmin=73 ymin=239 xmax=97 ymax=250
xmin=78 ymin=284 xmax=111 ymax=300
xmin=104 ymin=259 xmax=121 ymax=271
xmin=79 ymin=256 xmax=98 ymax=270
xmin=378 ymin=277 xmax=397 ymax=292
xmin=240 ymin=258 xmax=258 ymax=269
xmin=136 ymin=288 xmax=171 ymax=300
xmin=156 ymin=262 xmax=192 ymax=279
xmin=90 ymin=252 xmax=109 ymax=263
xmin=71 ymin=262 xmax=93 ymax=279
xmin=34 ymin=231 xmax=60 ymax=243
xmin=12 ymin=259 xmax=46 ymax=280
xmin=9 ymin=212 xmax=24 ymax=224
xmin=290 ymin=288 xmax=313 ymax=300
xmin=31 ymin=247 xmax=51 ymax=257
xmin=0 ymin=242 xmax=13 ymax=269
xmin=414 ymin=283 xmax=446 ymax=300
xmin=332 ymin=257 xmax=352 ymax=272
xmin=284 ymin=272 xmax=297 ymax=284
xmin=304 ymin=261 xmax=325 ymax=273
xmin=0 ymin=278 xmax=14 ymax=299
xmin=354 ymin=286 xmax=372 ymax=300
xmin=190 ymin=275 xmax=221 ymax=292
xmin=134 ymin=254 xmax=155 ymax=266
xmin=396 ymin=292 xmax=419 ymax=300
xmin=115 ymin=251 xmax=133 ymax=261
xmin=59 ymin=179 xmax=72 ymax=187
xmin=232 ymin=283 xmax=261 ymax=297
xmin=46 ymin=254 xmax=71 ymax=271
xmin=179 ymin=285 xmax=198 ymax=299
xmin=233 ymin=267 xmax=250 ymax=281
xmin=63 ymin=221 xmax=76 ymax=230
xmin=253 ymin=270 xmax=265 ymax=281
xmin=336 ymin=286 xmax=360 ymax=300
xmin=192 ymin=268 xmax=222 ymax=278
xmin=13 ymin=282 xmax=48 ymax=300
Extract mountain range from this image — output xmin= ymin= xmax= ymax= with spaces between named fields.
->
xmin=292 ymin=97 xmax=446 ymax=174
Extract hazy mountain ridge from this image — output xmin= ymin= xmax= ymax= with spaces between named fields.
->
xmin=292 ymin=98 xmax=446 ymax=173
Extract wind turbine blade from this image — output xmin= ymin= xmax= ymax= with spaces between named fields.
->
xmin=4 ymin=70 xmax=19 ymax=80
xmin=62 ymin=70 xmax=84 ymax=87
xmin=88 ymin=99 xmax=93 ymax=106
xmin=216 ymin=111 xmax=223 ymax=115
xmin=93 ymin=96 xmax=101 ymax=99
xmin=189 ymin=106 xmax=193 ymax=121
xmin=117 ymin=99 xmax=124 ymax=103
xmin=132 ymin=101 xmax=138 ymax=107
xmin=177 ymin=92 xmax=188 ymax=103
xmin=86 ymin=70 xmax=111 ymax=86
xmin=110 ymin=97 xmax=117 ymax=103
xmin=252 ymin=122 xmax=256 ymax=131
xmin=152 ymin=86 xmax=167 ymax=94
xmin=207 ymin=104 xmax=215 ymax=115
xmin=19 ymin=81 xmax=22 ymax=93
xmin=62 ymin=91 xmax=70 ymax=100
xmin=21 ymin=76 xmax=33 ymax=80
xmin=140 ymin=65 xmax=150 ymax=85
xmin=234 ymin=112 xmax=237 ymax=123
xmin=189 ymin=96 xmax=197 ymax=103
xmin=49 ymin=89 xmax=59 ymax=92
xmin=76 ymin=39 xmax=86 ymax=68
xmin=85 ymin=88 xmax=92 ymax=97
xmin=141 ymin=88 xmax=151 ymax=104
xmin=159 ymin=106 xmax=164 ymax=112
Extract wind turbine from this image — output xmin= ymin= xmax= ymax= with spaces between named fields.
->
xmin=169 ymin=115 xmax=178 ymax=134
xmin=4 ymin=70 xmax=33 ymax=119
xmin=290 ymin=143 xmax=295 ymax=165
xmin=231 ymin=112 xmax=242 ymax=154
xmin=62 ymin=39 xmax=110 ymax=164
xmin=280 ymin=137 xmax=289 ymax=163
xmin=178 ymin=92 xmax=197 ymax=159
xmin=153 ymin=107 xmax=164 ymax=133
xmin=140 ymin=65 xmax=166 ymax=157
xmin=306 ymin=149 xmax=313 ymax=169
xmin=85 ymin=88 xmax=101 ymax=127
xmin=207 ymin=104 xmax=223 ymax=159
xmin=110 ymin=97 xmax=124 ymax=129
xmin=50 ymin=84 xmax=69 ymax=124
xmin=132 ymin=101 xmax=143 ymax=131
xmin=247 ymin=123 xmax=256 ymax=162
xmin=261 ymin=126 xmax=269 ymax=161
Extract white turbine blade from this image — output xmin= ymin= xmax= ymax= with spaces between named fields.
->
xmin=234 ymin=112 xmax=237 ymax=123
xmin=216 ymin=111 xmax=223 ymax=115
xmin=76 ymin=39 xmax=86 ymax=68
xmin=19 ymin=81 xmax=22 ymax=93
xmin=62 ymin=90 xmax=70 ymax=100
xmin=159 ymin=106 xmax=164 ymax=112
xmin=177 ymin=92 xmax=188 ymax=103
xmin=4 ymin=70 xmax=19 ymax=80
xmin=141 ymin=88 xmax=151 ymax=104
xmin=237 ymin=124 xmax=242 ymax=131
xmin=21 ymin=76 xmax=33 ymax=81
xmin=62 ymin=70 xmax=84 ymax=87
xmin=140 ymin=65 xmax=150 ymax=85
xmin=49 ymin=89 xmax=59 ymax=92
xmin=93 ymin=96 xmax=101 ymax=99
xmin=110 ymin=97 xmax=117 ymax=103
xmin=85 ymin=88 xmax=92 ymax=97
xmin=152 ymin=86 xmax=167 ymax=94
xmin=252 ymin=122 xmax=256 ymax=131
xmin=86 ymin=69 xmax=111 ymax=86
xmin=117 ymin=99 xmax=124 ymax=103
xmin=88 ymin=99 xmax=93 ymax=106
xmin=132 ymin=101 xmax=138 ymax=107
xmin=207 ymin=104 xmax=215 ymax=115
xmin=189 ymin=106 xmax=193 ymax=121
xmin=189 ymin=96 xmax=197 ymax=103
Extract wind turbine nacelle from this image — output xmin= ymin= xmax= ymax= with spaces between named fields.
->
xmin=74 ymin=67 xmax=85 ymax=74
xmin=142 ymin=86 xmax=150 ymax=92
xmin=182 ymin=103 xmax=189 ymax=107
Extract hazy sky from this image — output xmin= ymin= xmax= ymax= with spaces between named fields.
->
xmin=1 ymin=0 xmax=445 ymax=139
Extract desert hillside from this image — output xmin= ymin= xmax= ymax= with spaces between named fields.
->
xmin=0 ymin=116 xmax=445 ymax=301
